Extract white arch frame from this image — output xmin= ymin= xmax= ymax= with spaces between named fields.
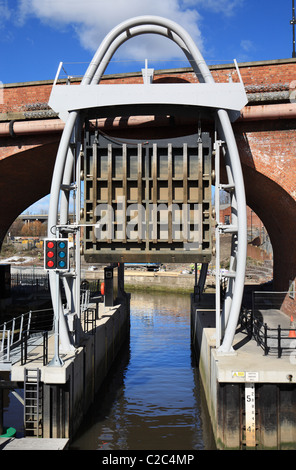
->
xmin=47 ymin=15 xmax=247 ymax=359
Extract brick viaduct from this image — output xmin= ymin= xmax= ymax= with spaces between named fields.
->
xmin=1 ymin=58 xmax=296 ymax=314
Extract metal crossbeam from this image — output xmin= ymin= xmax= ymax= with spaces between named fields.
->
xmin=49 ymin=82 xmax=247 ymax=123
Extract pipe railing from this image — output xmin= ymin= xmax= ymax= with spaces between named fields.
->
xmin=11 ymin=272 xmax=50 ymax=295
xmin=0 ymin=308 xmax=53 ymax=364
xmin=20 ymin=330 xmax=49 ymax=366
xmin=240 ymin=302 xmax=296 ymax=358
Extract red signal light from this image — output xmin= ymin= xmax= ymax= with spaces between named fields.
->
xmin=44 ymin=239 xmax=57 ymax=270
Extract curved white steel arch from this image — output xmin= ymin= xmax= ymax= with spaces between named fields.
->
xmin=48 ymin=15 xmax=247 ymax=356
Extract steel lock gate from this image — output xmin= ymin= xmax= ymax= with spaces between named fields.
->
xmin=82 ymin=127 xmax=212 ymax=263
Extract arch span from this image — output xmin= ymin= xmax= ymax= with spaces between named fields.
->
xmin=0 ymin=141 xmax=58 ymax=242
xmin=243 ymin=166 xmax=296 ymax=296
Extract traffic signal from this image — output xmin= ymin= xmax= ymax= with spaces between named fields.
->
xmin=45 ymin=239 xmax=55 ymax=269
xmin=44 ymin=239 xmax=69 ymax=271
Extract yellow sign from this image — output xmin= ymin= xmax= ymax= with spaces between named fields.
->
xmin=232 ymin=371 xmax=245 ymax=378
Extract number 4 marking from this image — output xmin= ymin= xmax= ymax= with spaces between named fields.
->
xmin=245 ymin=382 xmax=256 ymax=448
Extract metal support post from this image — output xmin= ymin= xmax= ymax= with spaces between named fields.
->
xmin=215 ymin=139 xmax=222 ymax=348
xmin=118 ymin=263 xmax=125 ymax=299
xmin=48 ymin=270 xmax=63 ymax=367
xmin=75 ymin=146 xmax=82 ymax=321
xmin=291 ymin=0 xmax=296 ymax=58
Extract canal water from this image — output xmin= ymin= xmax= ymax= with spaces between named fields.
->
xmin=70 ymin=291 xmax=216 ymax=450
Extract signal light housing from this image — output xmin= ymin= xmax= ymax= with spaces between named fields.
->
xmin=44 ymin=238 xmax=69 ymax=271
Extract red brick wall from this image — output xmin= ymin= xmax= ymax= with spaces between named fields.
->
xmin=235 ymin=122 xmax=296 ymax=200
xmin=1 ymin=59 xmax=295 ymax=114
xmin=211 ymin=60 xmax=296 ymax=85
xmin=1 ymin=83 xmax=52 ymax=114
xmin=221 ymin=205 xmax=265 ymax=231
xmin=1 ymin=58 xmax=296 ymax=315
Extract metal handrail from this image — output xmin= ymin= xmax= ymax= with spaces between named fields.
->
xmin=240 ymin=308 xmax=296 ymax=358
xmin=83 ymin=307 xmax=96 ymax=334
xmin=20 ymin=330 xmax=49 ymax=366
xmin=11 ymin=272 xmax=50 ymax=296
xmin=0 ymin=311 xmax=31 ymax=357
xmin=0 ymin=330 xmax=11 ymax=362
xmin=0 ymin=308 xmax=53 ymax=364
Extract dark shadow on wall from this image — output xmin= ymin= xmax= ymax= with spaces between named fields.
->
xmin=0 ymin=140 xmax=59 ymax=247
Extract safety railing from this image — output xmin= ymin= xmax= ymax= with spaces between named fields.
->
xmin=240 ymin=308 xmax=296 ymax=358
xmin=0 ymin=311 xmax=32 ymax=362
xmin=83 ymin=308 xmax=96 ymax=334
xmin=20 ymin=330 xmax=49 ymax=366
xmin=80 ymin=279 xmax=102 ymax=327
xmin=11 ymin=272 xmax=50 ymax=296
xmin=0 ymin=308 xmax=53 ymax=365
xmin=240 ymin=291 xmax=296 ymax=358
xmin=80 ymin=288 xmax=90 ymax=314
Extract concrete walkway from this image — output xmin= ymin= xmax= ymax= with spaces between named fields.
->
xmin=0 ymin=437 xmax=69 ymax=450
xmin=195 ymin=299 xmax=296 ymax=383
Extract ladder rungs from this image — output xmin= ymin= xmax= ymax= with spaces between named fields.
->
xmin=24 ymin=368 xmax=42 ymax=438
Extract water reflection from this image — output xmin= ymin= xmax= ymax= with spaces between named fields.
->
xmin=70 ymin=291 xmax=215 ymax=450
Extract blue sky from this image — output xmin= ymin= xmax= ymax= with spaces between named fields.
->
xmin=0 ymin=0 xmax=294 ymax=85
xmin=0 ymin=0 xmax=294 ymax=214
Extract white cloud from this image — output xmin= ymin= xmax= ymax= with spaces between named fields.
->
xmin=240 ymin=39 xmax=254 ymax=52
xmin=15 ymin=0 xmax=243 ymax=63
xmin=0 ymin=0 xmax=11 ymax=28
xmin=16 ymin=0 xmax=201 ymax=61
xmin=181 ymin=0 xmax=244 ymax=16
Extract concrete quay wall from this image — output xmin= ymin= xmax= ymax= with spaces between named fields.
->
xmin=70 ymin=297 xmax=130 ymax=439
xmin=124 ymin=271 xmax=195 ymax=293
xmin=11 ymin=295 xmax=130 ymax=440
xmin=86 ymin=269 xmax=196 ymax=293
xmin=191 ymin=294 xmax=296 ymax=450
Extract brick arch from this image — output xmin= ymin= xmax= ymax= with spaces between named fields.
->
xmin=0 ymin=141 xmax=59 ymax=243
xmin=243 ymin=165 xmax=296 ymax=293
